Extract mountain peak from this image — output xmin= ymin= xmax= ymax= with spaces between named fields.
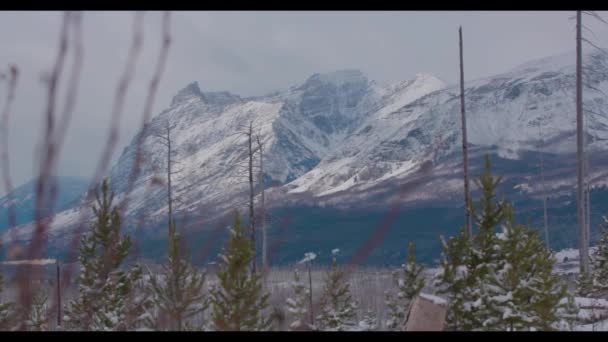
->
xmin=171 ymin=81 xmax=203 ymax=107
xmin=306 ymin=69 xmax=368 ymax=87
xmin=413 ymin=73 xmax=443 ymax=83
xmin=387 ymin=73 xmax=446 ymax=96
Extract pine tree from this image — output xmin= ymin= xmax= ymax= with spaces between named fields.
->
xmin=558 ymin=295 xmax=580 ymax=331
xmin=527 ymin=247 xmax=568 ymax=331
xmin=484 ymin=221 xmax=531 ymax=330
xmin=467 ymin=155 xmax=511 ymax=330
xmin=435 ymin=154 xmax=509 ymax=331
xmin=435 ymin=154 xmax=568 ymax=331
xmin=0 ymin=274 xmax=12 ymax=329
xmin=385 ymin=242 xmax=425 ymax=330
xmin=209 ymin=210 xmax=273 ymax=331
xmin=316 ymin=252 xmax=357 ymax=331
xmin=64 ymin=180 xmax=145 ymax=331
xmin=147 ymin=220 xmax=208 ymax=331
xmin=434 ymin=228 xmax=472 ymax=330
xmin=285 ymin=268 xmax=310 ymax=331
xmin=590 ymin=216 xmax=608 ymax=298
xmin=485 ymin=220 xmax=567 ymax=331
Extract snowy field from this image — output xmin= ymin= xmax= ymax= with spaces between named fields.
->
xmin=3 ymin=252 xmax=608 ymax=331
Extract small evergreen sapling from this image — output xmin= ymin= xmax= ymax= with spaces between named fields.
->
xmin=590 ymin=216 xmax=608 ymax=298
xmin=527 ymin=247 xmax=567 ymax=330
xmin=64 ymin=180 xmax=146 ymax=331
xmin=385 ymin=242 xmax=425 ymax=330
xmin=486 ymin=220 xmax=566 ymax=331
xmin=435 ymin=154 xmax=568 ymax=331
xmin=316 ymin=250 xmax=357 ymax=331
xmin=434 ymin=227 xmax=472 ymax=331
xmin=285 ymin=268 xmax=310 ymax=331
xmin=209 ymin=210 xmax=273 ymax=331
xmin=147 ymin=220 xmax=208 ymax=331
xmin=435 ymin=155 xmax=509 ymax=331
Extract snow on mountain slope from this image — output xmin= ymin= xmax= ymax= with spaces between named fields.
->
xmin=0 ymin=176 xmax=88 ymax=231
xmin=7 ymin=50 xmax=608 ymax=243
xmin=286 ymin=74 xmax=446 ymax=196
xmin=3 ymin=70 xmax=388 ymax=239
xmin=283 ymin=50 xmax=608 ymax=200
xmin=105 ymin=70 xmax=384 ymax=219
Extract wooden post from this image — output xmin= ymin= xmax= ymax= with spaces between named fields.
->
xmin=576 ymin=10 xmax=590 ymax=274
xmin=459 ymin=26 xmax=472 ymax=239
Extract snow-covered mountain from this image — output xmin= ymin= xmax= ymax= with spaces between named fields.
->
xmin=5 ymin=50 xmax=608 ymax=265
xmin=3 ymin=68 xmax=446 ymax=238
xmin=0 ymin=176 xmax=88 ymax=232
xmin=282 ymin=50 xmax=608 ymax=207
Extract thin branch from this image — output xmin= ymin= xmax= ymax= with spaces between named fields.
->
xmin=584 ymin=11 xmax=608 ymax=26
xmin=92 ymin=11 xmax=144 ymax=185
xmin=582 ymin=37 xmax=608 ymax=58
xmin=119 ymin=11 xmax=172 ymax=217
xmin=54 ymin=11 xmax=84 ymax=150
xmin=0 ymin=64 xmax=19 ymax=237
xmin=60 ymin=11 xmax=149 ymax=301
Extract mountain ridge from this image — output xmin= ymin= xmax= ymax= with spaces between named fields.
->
xmin=4 ymin=49 xmax=608 ymax=266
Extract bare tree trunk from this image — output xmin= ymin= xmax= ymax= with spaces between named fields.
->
xmin=584 ymin=103 xmax=591 ymax=251
xmin=586 ymin=181 xmax=591 ymax=247
xmin=459 ymin=26 xmax=472 ymax=239
xmin=538 ymin=123 xmax=550 ymax=250
xmin=256 ymin=135 xmax=267 ymax=274
xmin=585 ymin=151 xmax=591 ymax=250
xmin=167 ymin=124 xmax=173 ymax=227
xmin=576 ymin=10 xmax=590 ymax=274
xmin=248 ymin=121 xmax=256 ymax=274
xmin=152 ymin=120 xmax=177 ymax=232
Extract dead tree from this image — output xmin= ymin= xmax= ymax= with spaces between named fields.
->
xmin=576 ymin=11 xmax=590 ymax=274
xmin=459 ymin=26 xmax=472 ymax=239
xmin=256 ymin=133 xmax=268 ymax=275
xmin=538 ymin=122 xmax=550 ymax=250
xmin=247 ymin=121 xmax=256 ymax=273
xmin=573 ymin=10 xmax=608 ymax=271
xmin=584 ymin=125 xmax=591 ymax=254
xmin=151 ymin=118 xmax=182 ymax=230
xmin=227 ymin=120 xmax=262 ymax=274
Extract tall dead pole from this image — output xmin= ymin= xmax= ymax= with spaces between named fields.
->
xmin=459 ymin=26 xmax=472 ymax=239
xmin=152 ymin=119 xmax=179 ymax=230
xmin=248 ymin=121 xmax=256 ymax=274
xmin=167 ymin=124 xmax=173 ymax=225
xmin=538 ymin=123 xmax=550 ymax=250
xmin=576 ymin=11 xmax=590 ymax=274
xmin=256 ymin=134 xmax=267 ymax=274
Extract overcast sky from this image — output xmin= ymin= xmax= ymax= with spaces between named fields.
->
xmin=1 ymin=11 xmax=608 ymax=196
